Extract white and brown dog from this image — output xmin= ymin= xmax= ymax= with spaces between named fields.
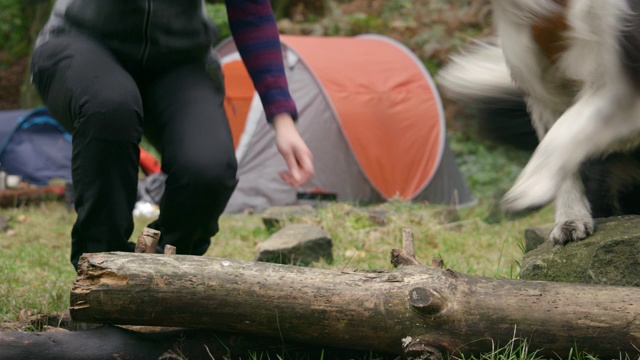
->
xmin=438 ymin=0 xmax=640 ymax=245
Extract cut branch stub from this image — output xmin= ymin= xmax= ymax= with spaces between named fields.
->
xmin=430 ymin=257 xmax=444 ymax=269
xmin=402 ymin=228 xmax=416 ymax=256
xmin=408 ymin=287 xmax=445 ymax=316
xmin=134 ymin=227 xmax=161 ymax=254
xmin=163 ymin=245 xmax=176 ymax=255
xmin=391 ymin=228 xmax=422 ymax=267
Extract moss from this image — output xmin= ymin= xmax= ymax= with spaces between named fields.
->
xmin=520 ymin=216 xmax=640 ymax=286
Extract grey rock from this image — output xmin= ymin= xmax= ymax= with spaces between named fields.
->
xmin=432 ymin=206 xmax=461 ymax=224
xmin=256 ymin=224 xmax=333 ymax=265
xmin=523 ymin=225 xmax=552 ymax=253
xmin=261 ymin=205 xmax=316 ymax=230
xmin=0 ymin=215 xmax=9 ymax=232
xmin=367 ymin=209 xmax=389 ymax=226
xmin=520 ymin=216 xmax=640 ymax=286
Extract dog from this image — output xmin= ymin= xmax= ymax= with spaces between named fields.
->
xmin=438 ymin=0 xmax=640 ymax=245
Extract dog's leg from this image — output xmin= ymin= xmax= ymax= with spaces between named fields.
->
xmin=524 ymin=96 xmax=594 ymax=244
xmin=502 ymin=87 xmax=640 ymax=212
xmin=549 ymin=173 xmax=593 ymax=244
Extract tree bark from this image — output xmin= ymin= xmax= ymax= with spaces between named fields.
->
xmin=19 ymin=0 xmax=53 ymax=108
xmin=0 ymin=325 xmax=395 ymax=360
xmin=70 ymin=252 xmax=640 ymax=358
xmin=0 ymin=325 xmax=315 ymax=360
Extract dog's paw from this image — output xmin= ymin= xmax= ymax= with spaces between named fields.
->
xmin=549 ymin=219 xmax=594 ymax=245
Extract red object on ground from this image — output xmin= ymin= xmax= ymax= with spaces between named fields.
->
xmin=139 ymin=147 xmax=161 ymax=175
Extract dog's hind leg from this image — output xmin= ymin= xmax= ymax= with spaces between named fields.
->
xmin=502 ymin=87 xmax=640 ymax=213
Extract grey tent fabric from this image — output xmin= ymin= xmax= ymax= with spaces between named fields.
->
xmin=215 ymin=35 xmax=475 ymax=213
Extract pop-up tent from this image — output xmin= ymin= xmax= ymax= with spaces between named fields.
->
xmin=0 ymin=107 xmax=160 ymax=189
xmin=215 ymin=34 xmax=475 ymax=213
xmin=0 ymin=107 xmax=72 ymax=186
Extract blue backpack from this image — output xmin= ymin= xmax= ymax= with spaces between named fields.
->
xmin=0 ymin=107 xmax=72 ymax=186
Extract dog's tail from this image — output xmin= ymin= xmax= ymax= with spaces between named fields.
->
xmin=437 ymin=39 xmax=537 ymax=151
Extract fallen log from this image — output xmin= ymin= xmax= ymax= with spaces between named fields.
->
xmin=0 ymin=185 xmax=65 ymax=208
xmin=70 ymin=252 xmax=640 ymax=358
xmin=0 ymin=325 xmax=369 ymax=360
xmin=0 ymin=326 xmax=211 ymax=360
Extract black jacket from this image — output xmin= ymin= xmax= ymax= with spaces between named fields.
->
xmin=37 ymin=0 xmax=218 ymax=66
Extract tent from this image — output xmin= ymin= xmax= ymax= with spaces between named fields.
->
xmin=0 ymin=107 xmax=160 ymax=188
xmin=0 ymin=107 xmax=72 ymax=186
xmin=215 ymin=34 xmax=475 ymax=213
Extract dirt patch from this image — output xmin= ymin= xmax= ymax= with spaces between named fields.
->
xmin=0 ymin=53 xmax=28 ymax=110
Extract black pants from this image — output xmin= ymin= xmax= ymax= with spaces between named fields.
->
xmin=31 ymin=33 xmax=238 ymax=270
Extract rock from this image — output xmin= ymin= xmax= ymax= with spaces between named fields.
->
xmin=261 ymin=205 xmax=316 ymax=230
xmin=520 ymin=216 xmax=640 ymax=286
xmin=0 ymin=215 xmax=9 ymax=232
xmin=366 ymin=209 xmax=388 ymax=226
xmin=255 ymin=224 xmax=333 ymax=265
xmin=523 ymin=225 xmax=552 ymax=253
xmin=432 ymin=206 xmax=461 ymax=224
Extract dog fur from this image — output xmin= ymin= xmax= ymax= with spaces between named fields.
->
xmin=438 ymin=0 xmax=640 ymax=245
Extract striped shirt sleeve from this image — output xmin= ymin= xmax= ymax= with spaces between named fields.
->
xmin=224 ymin=0 xmax=298 ymax=122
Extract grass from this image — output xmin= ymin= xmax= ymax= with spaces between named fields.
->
xmin=0 ymin=198 xmax=554 ymax=347
xmin=216 ymin=199 xmax=555 ymax=276
xmin=0 ymin=135 xmax=618 ymax=360
xmin=0 ymin=205 xmax=76 ymax=322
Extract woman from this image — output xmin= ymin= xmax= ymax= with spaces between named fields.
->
xmin=31 ymin=0 xmax=314 ymax=270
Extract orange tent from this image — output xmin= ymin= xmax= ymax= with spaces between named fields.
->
xmin=216 ymin=35 xmax=474 ymax=213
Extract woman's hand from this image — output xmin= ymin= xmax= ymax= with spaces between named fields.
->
xmin=272 ymin=113 xmax=314 ymax=187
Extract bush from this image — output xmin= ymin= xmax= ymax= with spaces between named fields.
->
xmin=0 ymin=0 xmax=31 ymax=61
xmin=206 ymin=3 xmax=231 ymax=42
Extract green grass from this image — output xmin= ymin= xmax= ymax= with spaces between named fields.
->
xmin=1 ymin=199 xmax=615 ymax=360
xmin=0 ymin=199 xmax=553 ymax=318
xmin=0 ymin=205 xmax=76 ymax=322
xmin=0 ymin=136 xmax=613 ymax=360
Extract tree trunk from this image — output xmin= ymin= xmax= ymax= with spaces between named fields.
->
xmin=19 ymin=0 xmax=53 ymax=108
xmin=0 ymin=325 xmax=325 ymax=360
xmin=69 ymin=252 xmax=640 ymax=358
xmin=0 ymin=325 xmax=396 ymax=360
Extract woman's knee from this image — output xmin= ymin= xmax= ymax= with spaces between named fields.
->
xmin=73 ymin=90 xmax=144 ymax=142
xmin=173 ymin=154 xmax=238 ymax=192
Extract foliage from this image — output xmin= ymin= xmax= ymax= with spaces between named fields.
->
xmin=205 ymin=3 xmax=231 ymax=42
xmin=0 ymin=0 xmax=32 ymax=61
xmin=276 ymin=0 xmax=493 ymax=70
xmin=448 ymin=131 xmax=530 ymax=200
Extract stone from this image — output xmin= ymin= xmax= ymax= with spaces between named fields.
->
xmin=367 ymin=209 xmax=389 ymax=226
xmin=255 ymin=224 xmax=333 ymax=265
xmin=261 ymin=205 xmax=316 ymax=230
xmin=519 ymin=216 xmax=640 ymax=286
xmin=523 ymin=225 xmax=552 ymax=253
xmin=432 ymin=206 xmax=461 ymax=224
xmin=0 ymin=215 xmax=9 ymax=232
